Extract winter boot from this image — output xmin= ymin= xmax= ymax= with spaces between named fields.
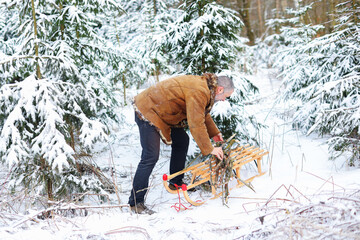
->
xmin=130 ymin=202 xmax=155 ymax=215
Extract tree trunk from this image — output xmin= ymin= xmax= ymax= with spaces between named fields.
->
xmin=149 ymin=0 xmax=160 ymax=81
xmin=153 ymin=0 xmax=157 ymax=15
xmin=321 ymin=0 xmax=329 ymax=35
xmin=121 ymin=75 xmax=127 ymax=105
xmin=40 ymin=156 xmax=53 ymax=201
xmin=352 ymin=0 xmax=358 ymax=24
xmin=47 ymin=178 xmax=53 ymax=201
xmin=152 ymin=59 xmax=159 ymax=82
xmin=237 ymin=0 xmax=255 ymax=46
xmin=197 ymin=1 xmax=206 ymax=72
xmin=275 ymin=0 xmax=280 ymax=34
xmin=257 ymin=0 xmax=264 ymax=37
xmin=59 ymin=1 xmax=65 ymax=40
xmin=276 ymin=0 xmax=280 ymax=19
xmin=304 ymin=0 xmax=312 ymax=25
xmin=31 ymin=0 xmax=42 ymax=79
xmin=201 ymin=26 xmax=205 ymax=73
xmin=329 ymin=0 xmax=336 ymax=32
xmin=298 ymin=0 xmax=311 ymax=25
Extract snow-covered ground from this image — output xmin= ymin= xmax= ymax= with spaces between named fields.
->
xmin=1 ymin=70 xmax=359 ymax=239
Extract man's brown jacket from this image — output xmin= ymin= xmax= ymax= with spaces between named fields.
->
xmin=133 ymin=73 xmax=220 ymax=155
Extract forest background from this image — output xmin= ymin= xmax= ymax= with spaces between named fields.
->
xmin=0 ymin=0 xmax=359 ymax=238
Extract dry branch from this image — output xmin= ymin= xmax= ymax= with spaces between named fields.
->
xmin=12 ymin=203 xmax=129 ymax=228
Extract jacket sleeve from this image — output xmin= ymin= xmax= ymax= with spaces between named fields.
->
xmin=205 ymin=113 xmax=220 ymax=138
xmin=185 ymin=90 xmax=214 ymax=155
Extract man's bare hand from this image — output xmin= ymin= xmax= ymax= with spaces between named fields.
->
xmin=212 ymin=133 xmax=224 ymax=143
xmin=211 ymin=147 xmax=224 ymax=160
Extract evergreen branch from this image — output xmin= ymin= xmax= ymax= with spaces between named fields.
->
xmin=0 ymin=54 xmax=74 ymax=65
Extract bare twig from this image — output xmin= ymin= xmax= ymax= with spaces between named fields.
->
xmin=12 ymin=203 xmax=129 ymax=228
xmin=105 ymin=226 xmax=151 ymax=239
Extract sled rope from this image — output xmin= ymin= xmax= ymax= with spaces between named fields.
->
xmin=170 ymin=184 xmax=192 ymax=212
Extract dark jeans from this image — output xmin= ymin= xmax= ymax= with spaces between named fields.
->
xmin=129 ymin=113 xmax=189 ymax=206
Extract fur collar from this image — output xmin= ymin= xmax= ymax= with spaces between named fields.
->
xmin=203 ymin=73 xmax=218 ymax=115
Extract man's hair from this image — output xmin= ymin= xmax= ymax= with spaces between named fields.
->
xmin=217 ymin=76 xmax=234 ymax=92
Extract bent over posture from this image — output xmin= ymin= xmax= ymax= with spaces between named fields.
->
xmin=129 ymin=73 xmax=234 ymax=214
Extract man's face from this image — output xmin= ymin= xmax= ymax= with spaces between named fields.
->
xmin=215 ymin=89 xmax=233 ymax=102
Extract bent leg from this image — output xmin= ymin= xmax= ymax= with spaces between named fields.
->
xmin=169 ymin=128 xmax=189 ymax=185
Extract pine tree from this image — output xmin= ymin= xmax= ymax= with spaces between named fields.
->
xmin=0 ymin=0 xmax=124 ymax=200
xmin=255 ymin=3 xmax=323 ymax=69
xmin=114 ymin=0 xmax=179 ymax=89
xmin=158 ymin=0 xmax=262 ymax=144
xmin=160 ymin=0 xmax=242 ymax=75
xmin=277 ymin=1 xmax=360 ymax=165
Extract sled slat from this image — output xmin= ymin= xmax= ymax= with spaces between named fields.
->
xmin=163 ymin=144 xmax=268 ymax=206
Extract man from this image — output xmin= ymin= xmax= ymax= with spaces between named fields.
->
xmin=129 ymin=73 xmax=234 ymax=214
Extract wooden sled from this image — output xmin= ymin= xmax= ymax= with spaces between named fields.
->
xmin=163 ymin=144 xmax=268 ymax=206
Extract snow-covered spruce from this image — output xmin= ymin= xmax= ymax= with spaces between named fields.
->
xmin=262 ymin=2 xmax=360 ymax=165
xmin=281 ymin=27 xmax=359 ymax=165
xmin=159 ymin=0 xmax=244 ymax=75
xmin=113 ymin=0 xmax=180 ymax=87
xmin=0 ymin=75 xmax=109 ymax=199
xmin=0 ymin=0 xmax=125 ymax=199
xmin=157 ymin=0 xmax=264 ymax=144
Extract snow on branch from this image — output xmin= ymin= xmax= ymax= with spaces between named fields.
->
xmin=0 ymin=75 xmax=108 ymax=172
